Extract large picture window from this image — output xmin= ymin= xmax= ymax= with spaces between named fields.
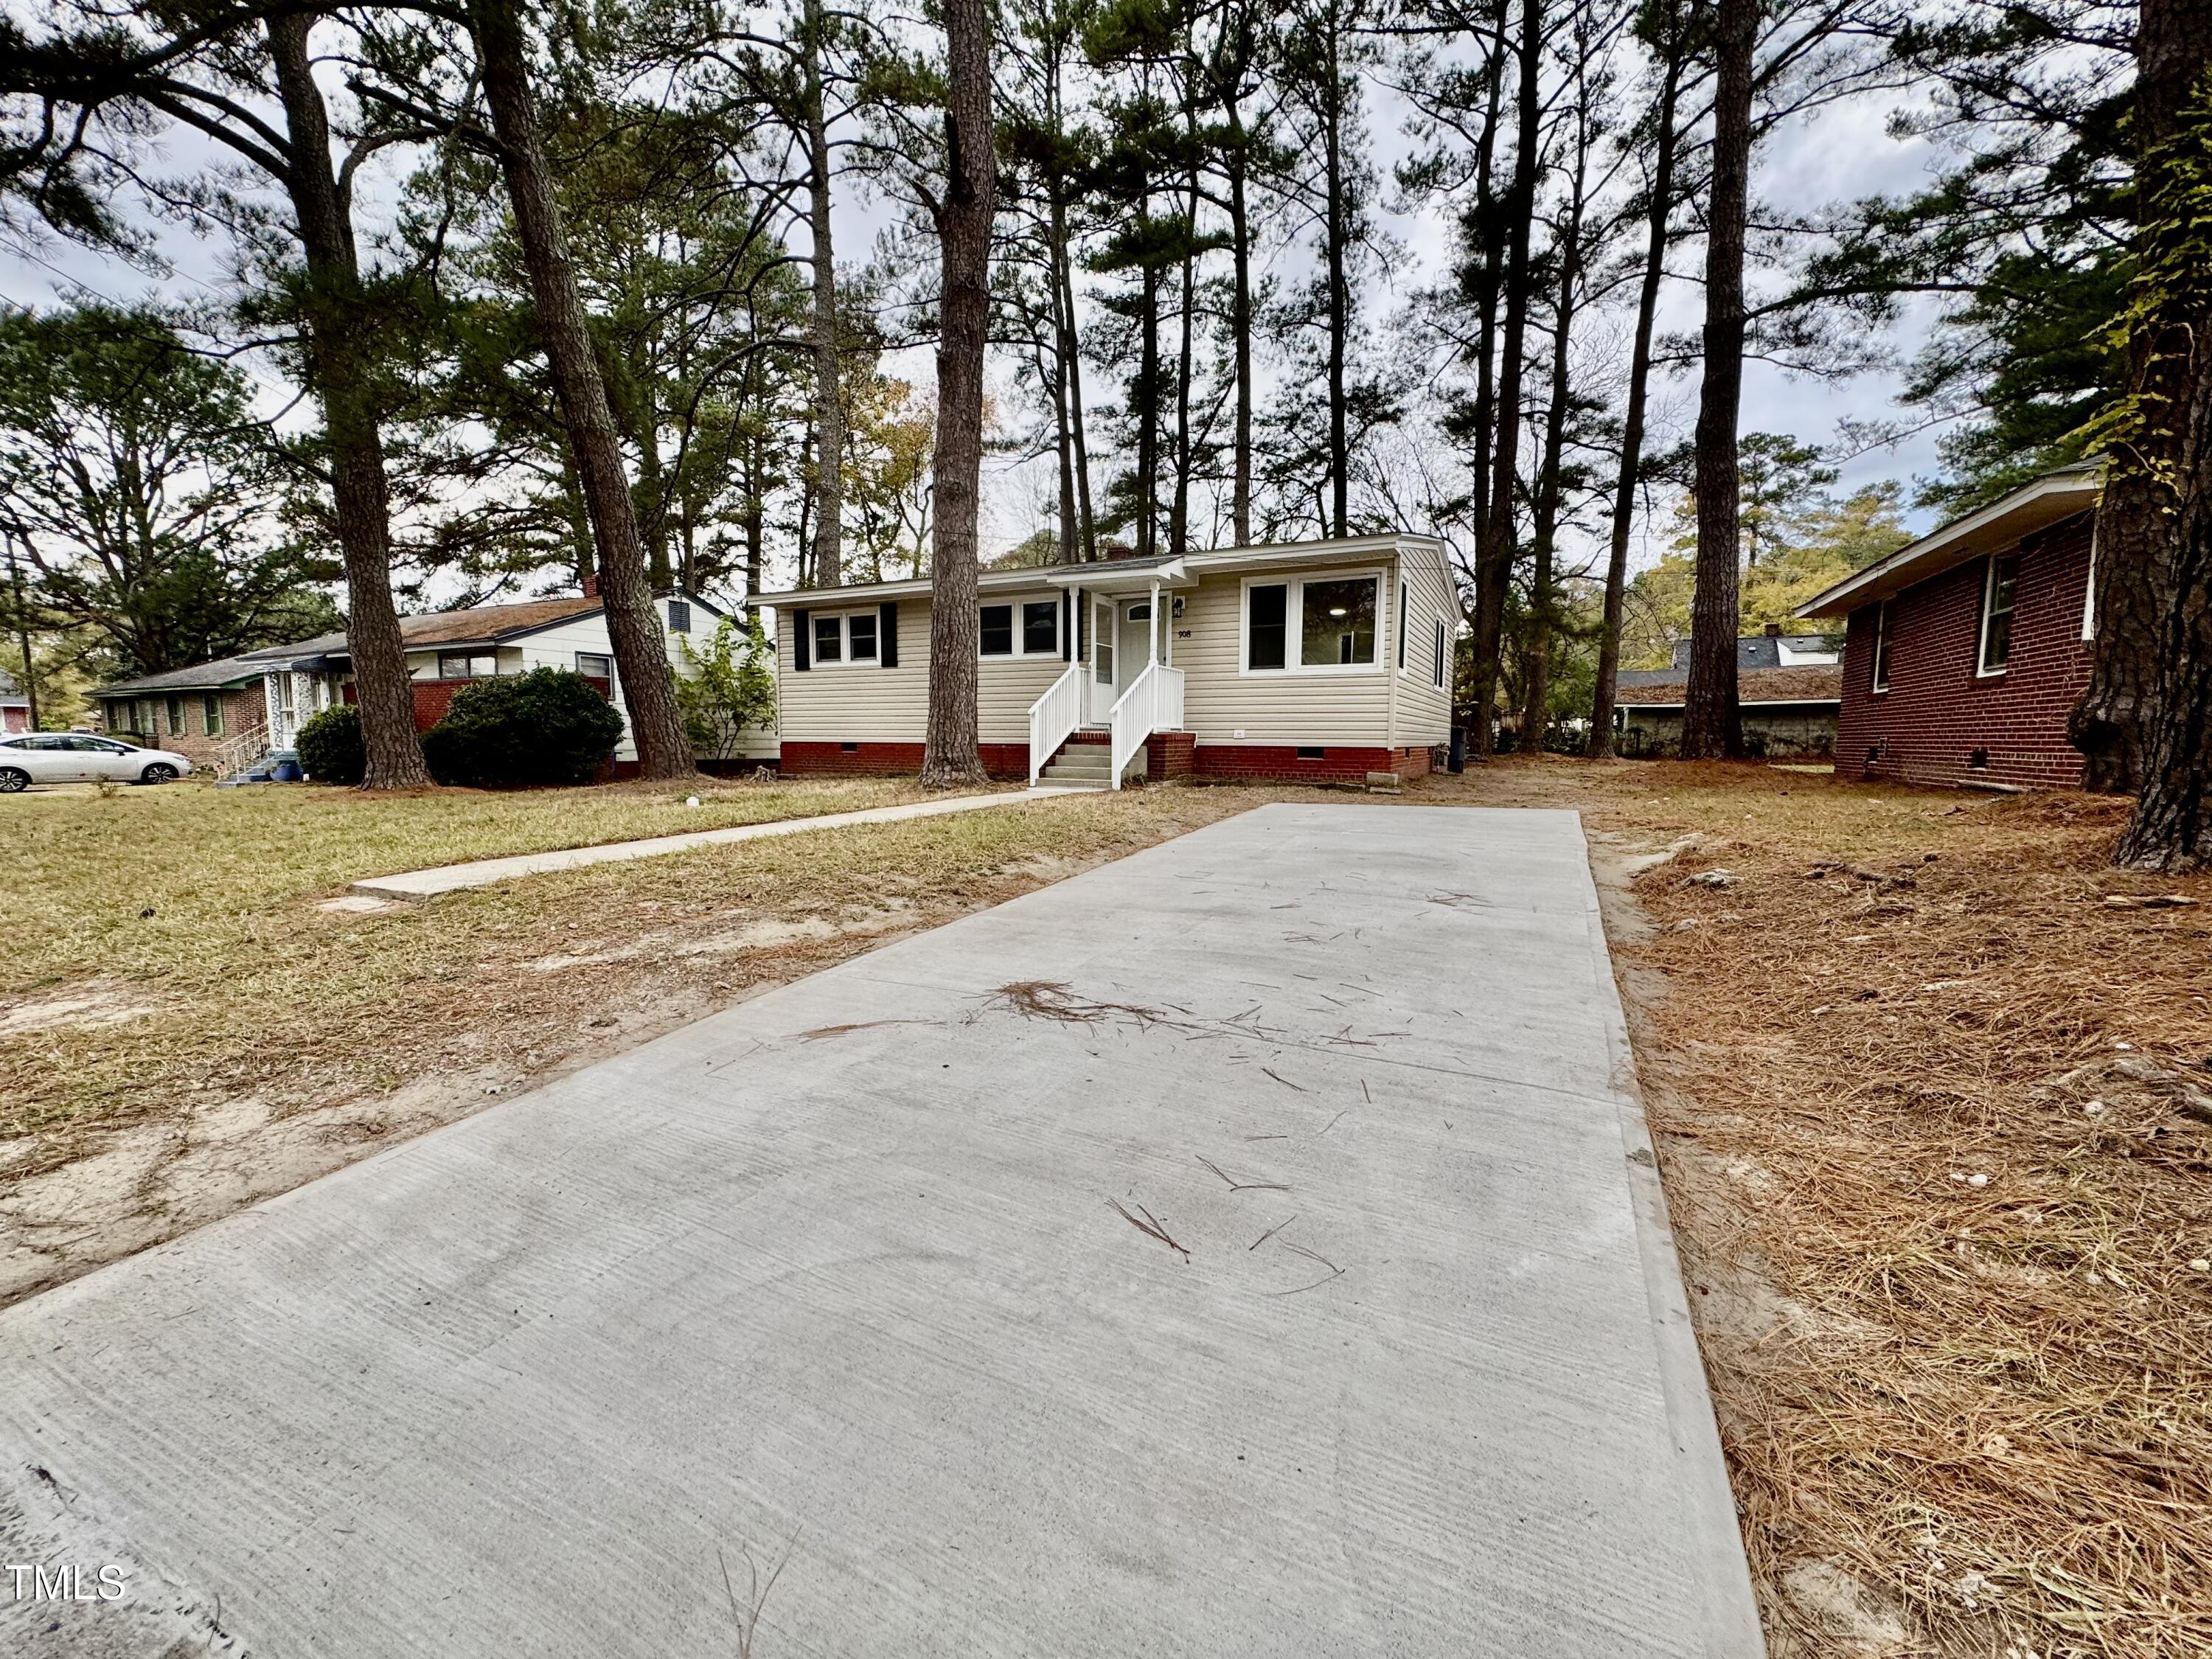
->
xmin=1244 ymin=571 xmax=1382 ymax=674
xmin=978 ymin=598 xmax=1058 ymax=658
xmin=1978 ymin=555 xmax=2019 ymax=675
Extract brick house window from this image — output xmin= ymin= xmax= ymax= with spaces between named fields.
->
xmin=203 ymin=694 xmax=223 ymax=736
xmin=165 ymin=694 xmax=183 ymax=733
xmin=438 ymin=652 xmax=498 ymax=680
xmin=1978 ymin=554 xmax=2019 ymax=675
xmin=1872 ymin=601 xmax=1893 ymax=692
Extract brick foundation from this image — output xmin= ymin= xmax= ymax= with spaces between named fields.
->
xmin=1193 ymin=744 xmax=1435 ymax=785
xmin=1145 ymin=731 xmax=1196 ymax=780
xmin=779 ymin=740 xmax=1032 ymax=779
xmin=1836 ymin=512 xmax=2093 ymax=790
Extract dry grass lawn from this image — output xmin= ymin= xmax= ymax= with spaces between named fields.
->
xmin=4 ymin=756 xmax=2205 ymax=1659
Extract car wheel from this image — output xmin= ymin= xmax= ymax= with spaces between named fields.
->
xmin=139 ymin=763 xmax=179 ymax=785
xmin=0 ymin=768 xmax=27 ymax=793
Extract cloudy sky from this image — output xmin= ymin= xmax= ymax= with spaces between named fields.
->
xmin=1 ymin=41 xmax=1964 ymax=602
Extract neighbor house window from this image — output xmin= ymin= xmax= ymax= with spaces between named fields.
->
xmin=812 ymin=614 xmax=844 ymax=664
xmin=575 ymin=652 xmax=613 ymax=681
xmin=1872 ymin=601 xmax=1893 ymax=692
xmin=438 ymin=652 xmax=497 ymax=679
xmin=1433 ymin=616 xmax=1448 ymax=689
xmin=202 ymin=694 xmax=223 ymax=736
xmin=846 ymin=611 xmax=879 ymax=661
xmin=1397 ymin=580 xmax=1408 ymax=670
xmin=1022 ymin=600 xmax=1058 ymax=655
xmin=667 ymin=599 xmax=691 ymax=633
xmin=165 ymin=695 xmax=183 ymax=733
xmin=1978 ymin=554 xmax=2018 ymax=675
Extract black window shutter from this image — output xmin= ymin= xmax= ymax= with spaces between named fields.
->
xmin=1062 ymin=591 xmax=1073 ymax=660
xmin=1075 ymin=588 xmax=1085 ymax=656
xmin=792 ymin=608 xmax=811 ymax=671
xmin=880 ymin=602 xmax=899 ymax=667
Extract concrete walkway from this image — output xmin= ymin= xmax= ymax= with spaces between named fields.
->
xmin=1 ymin=805 xmax=1760 ymax=1659
xmin=351 ymin=785 xmax=1088 ymax=899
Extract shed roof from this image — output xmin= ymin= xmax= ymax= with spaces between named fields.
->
xmin=1615 ymin=664 xmax=1843 ymax=708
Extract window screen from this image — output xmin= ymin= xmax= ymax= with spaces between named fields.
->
xmin=667 ymin=599 xmax=691 ymax=634
xmin=979 ymin=605 xmax=1014 ymax=655
xmin=575 ymin=653 xmax=613 ymax=681
xmin=1301 ymin=577 xmax=1377 ymax=667
xmin=1248 ymin=584 xmax=1287 ymax=670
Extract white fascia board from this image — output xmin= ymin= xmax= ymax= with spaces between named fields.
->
xmin=1794 ymin=467 xmax=2101 ymax=619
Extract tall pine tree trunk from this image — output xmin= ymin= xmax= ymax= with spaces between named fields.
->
xmin=1590 ymin=32 xmax=1680 ymax=759
xmin=1520 ymin=138 xmax=1587 ymax=751
xmin=804 ymin=0 xmax=844 ymax=589
xmin=2076 ymin=0 xmax=2212 ymax=863
xmin=1469 ymin=0 xmax=1540 ymax=758
xmin=468 ymin=0 xmax=694 ymax=780
xmin=1324 ymin=18 xmax=1349 ymax=538
xmin=1230 ymin=145 xmax=1254 ymax=546
xmin=1680 ymin=0 xmax=1755 ymax=760
xmin=920 ymin=0 xmax=995 ymax=788
xmin=267 ymin=17 xmax=426 ymax=789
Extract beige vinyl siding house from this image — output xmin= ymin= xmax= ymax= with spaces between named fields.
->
xmin=762 ymin=535 xmax=1455 ymax=785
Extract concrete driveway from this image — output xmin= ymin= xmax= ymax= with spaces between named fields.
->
xmin=1 ymin=804 xmax=1760 ymax=1658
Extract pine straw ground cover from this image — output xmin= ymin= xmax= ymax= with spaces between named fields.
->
xmin=1446 ymin=759 xmax=2212 ymax=1659
xmin=0 ymin=779 xmax=1276 ymax=1304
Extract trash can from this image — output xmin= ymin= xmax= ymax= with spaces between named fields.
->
xmin=1448 ymin=726 xmax=1467 ymax=773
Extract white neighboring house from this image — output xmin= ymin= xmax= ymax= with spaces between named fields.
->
xmin=97 ymin=591 xmax=767 ymax=775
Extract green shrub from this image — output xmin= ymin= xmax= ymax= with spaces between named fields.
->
xmin=295 ymin=704 xmax=366 ymax=785
xmin=422 ymin=667 xmax=626 ymax=787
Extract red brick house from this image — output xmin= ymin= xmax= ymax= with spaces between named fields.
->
xmin=1795 ymin=463 xmax=2100 ymax=790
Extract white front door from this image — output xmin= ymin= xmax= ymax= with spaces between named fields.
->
xmin=1119 ymin=601 xmax=1154 ymax=691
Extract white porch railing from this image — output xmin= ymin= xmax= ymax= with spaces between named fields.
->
xmin=210 ymin=728 xmax=271 ymax=778
xmin=1108 ymin=662 xmax=1184 ymax=790
xmin=1027 ymin=661 xmax=1085 ymax=786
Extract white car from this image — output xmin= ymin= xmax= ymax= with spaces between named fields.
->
xmin=0 ymin=734 xmax=195 ymax=790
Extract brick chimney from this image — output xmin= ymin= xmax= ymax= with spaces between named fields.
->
xmin=582 ymin=571 xmax=600 ymax=598
xmin=1763 ymin=622 xmax=1782 ymax=637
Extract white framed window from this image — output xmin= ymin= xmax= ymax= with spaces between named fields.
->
xmin=1241 ymin=569 xmax=1384 ymax=675
xmin=808 ymin=612 xmax=880 ymax=667
xmin=574 ymin=652 xmax=613 ymax=680
xmin=1397 ymin=579 xmax=1409 ymax=672
xmin=1433 ymin=614 xmax=1448 ymax=689
xmin=1871 ymin=600 xmax=1893 ymax=693
xmin=979 ymin=597 xmax=1060 ymax=658
xmin=2081 ymin=524 xmax=2098 ymax=642
xmin=1978 ymin=554 xmax=2019 ymax=676
xmin=438 ymin=651 xmax=498 ymax=679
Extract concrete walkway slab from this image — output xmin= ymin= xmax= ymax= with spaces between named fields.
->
xmin=350 ymin=785 xmax=1092 ymax=900
xmin=1 ymin=805 xmax=1760 ymax=1658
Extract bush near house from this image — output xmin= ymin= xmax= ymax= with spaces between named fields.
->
xmin=675 ymin=616 xmax=776 ymax=761
xmin=295 ymin=705 xmax=366 ymax=785
xmin=422 ymin=667 xmax=626 ymax=788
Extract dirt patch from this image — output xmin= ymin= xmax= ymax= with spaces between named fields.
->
xmin=0 ymin=983 xmax=155 ymax=1039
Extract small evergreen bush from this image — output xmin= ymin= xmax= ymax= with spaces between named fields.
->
xmin=295 ymin=704 xmax=366 ymax=785
xmin=422 ymin=668 xmax=626 ymax=787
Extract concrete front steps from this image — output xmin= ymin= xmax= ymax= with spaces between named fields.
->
xmin=1040 ymin=731 xmax=1143 ymax=789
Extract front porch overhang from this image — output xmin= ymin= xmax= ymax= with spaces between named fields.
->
xmin=1040 ymin=557 xmax=1189 ymax=595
